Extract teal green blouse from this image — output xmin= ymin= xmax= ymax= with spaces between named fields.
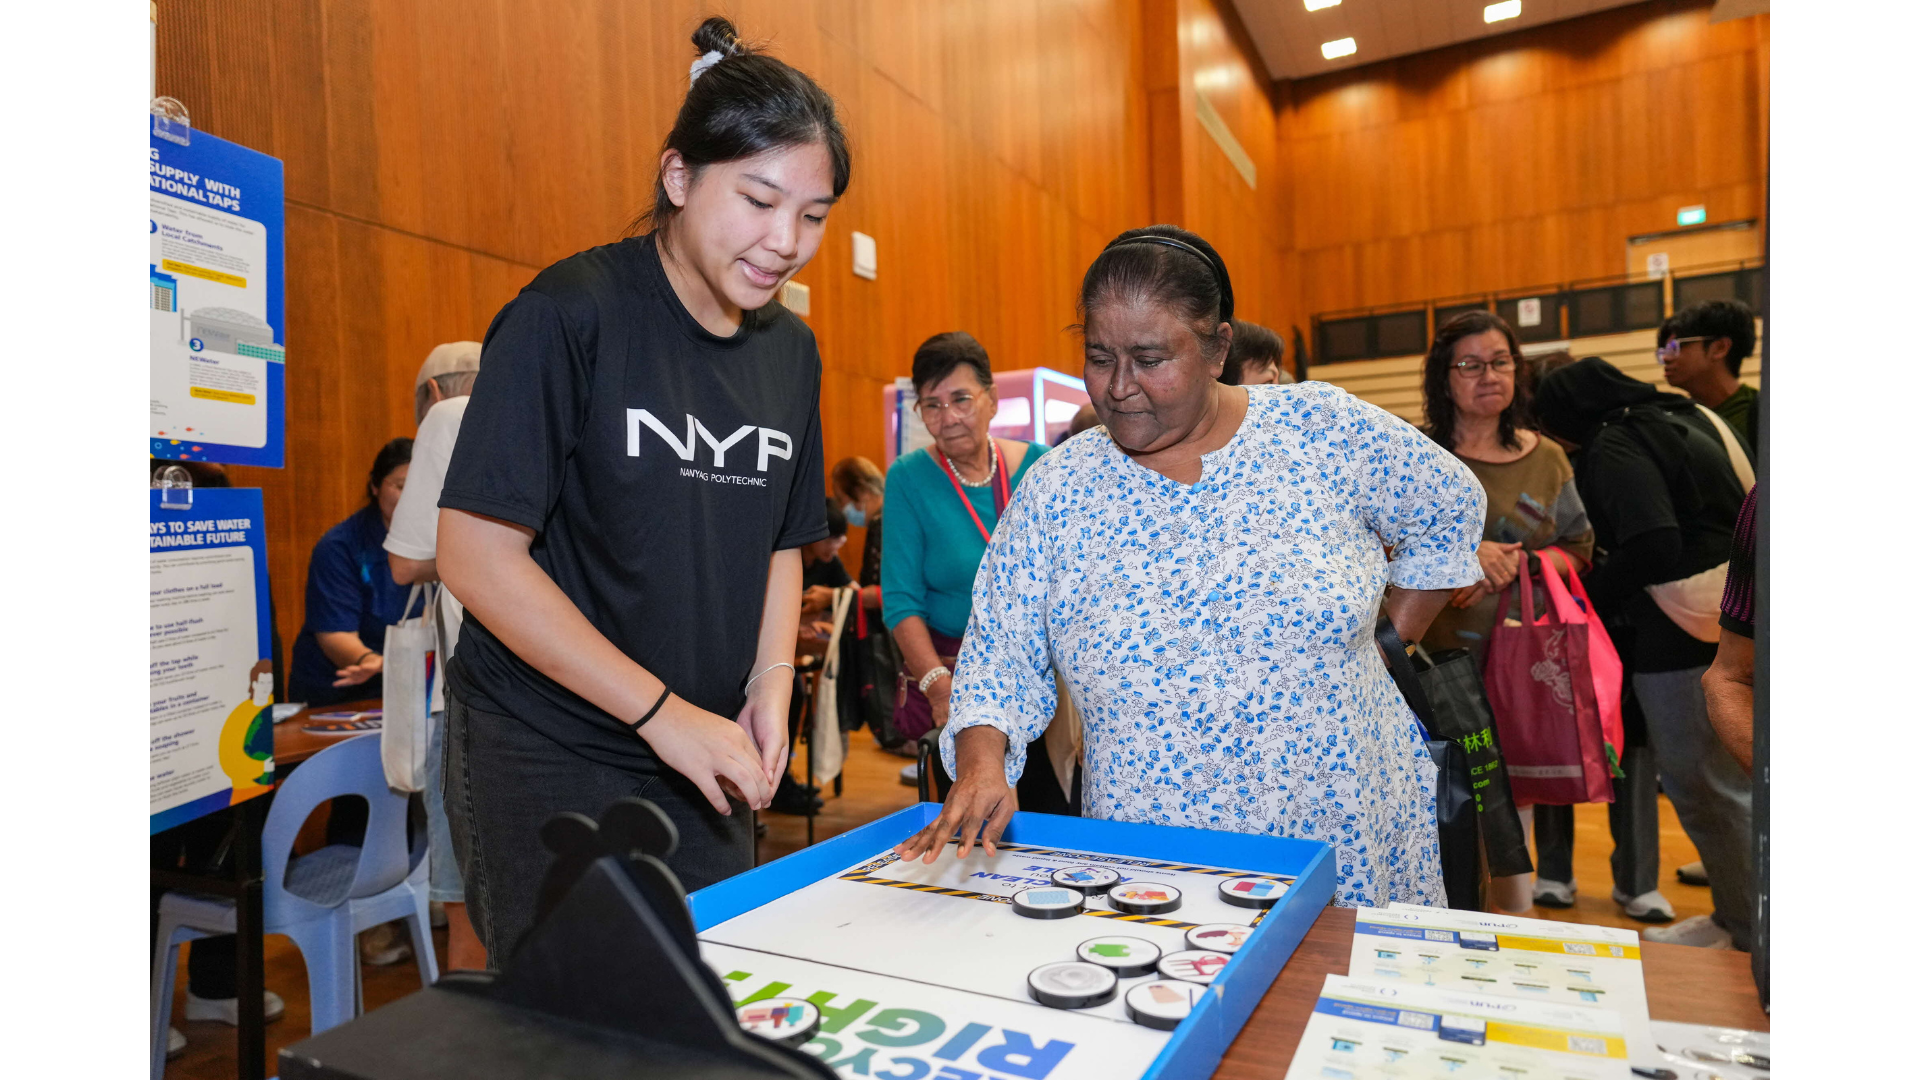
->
xmin=881 ymin=441 xmax=1047 ymax=639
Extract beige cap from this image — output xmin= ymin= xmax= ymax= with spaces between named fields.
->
xmin=414 ymin=341 xmax=483 ymax=389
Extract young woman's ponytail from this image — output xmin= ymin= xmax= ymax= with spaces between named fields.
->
xmin=635 ymin=17 xmax=851 ymax=242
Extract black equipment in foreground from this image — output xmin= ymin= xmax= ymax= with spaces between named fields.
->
xmin=276 ymin=798 xmax=834 ymax=1080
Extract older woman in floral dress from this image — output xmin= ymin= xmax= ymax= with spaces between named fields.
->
xmin=896 ymin=226 xmax=1487 ymax=907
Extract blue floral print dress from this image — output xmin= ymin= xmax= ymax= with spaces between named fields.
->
xmin=941 ymin=382 xmax=1487 ymax=907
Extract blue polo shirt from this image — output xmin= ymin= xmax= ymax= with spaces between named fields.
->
xmin=289 ymin=504 xmax=412 ymax=706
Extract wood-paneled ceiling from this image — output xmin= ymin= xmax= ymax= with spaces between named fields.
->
xmin=1229 ymin=0 xmax=1651 ymax=79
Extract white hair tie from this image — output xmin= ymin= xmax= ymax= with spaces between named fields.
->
xmin=689 ymin=50 xmax=724 ymax=85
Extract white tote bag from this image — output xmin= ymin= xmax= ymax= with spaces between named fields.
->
xmin=807 ymin=587 xmax=853 ymax=787
xmin=1642 ymin=406 xmax=1756 ymax=643
xmin=381 ymin=582 xmax=440 ymax=793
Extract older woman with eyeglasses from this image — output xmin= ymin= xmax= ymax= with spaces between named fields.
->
xmin=1417 ymin=312 xmax=1608 ymax=913
xmin=896 ymin=226 xmax=1487 ymax=908
xmin=881 ymin=333 xmax=1062 ymax=805
xmin=1420 ymin=312 xmax=1593 ymax=639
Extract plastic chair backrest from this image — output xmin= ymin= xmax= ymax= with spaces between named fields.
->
xmin=259 ymin=734 xmax=414 ymax=925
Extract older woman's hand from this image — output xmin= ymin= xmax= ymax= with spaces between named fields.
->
xmin=895 ymin=726 xmax=1016 ymax=862
xmin=1477 ymin=541 xmax=1524 ymax=591
xmin=927 ymin=672 xmax=952 ymax=727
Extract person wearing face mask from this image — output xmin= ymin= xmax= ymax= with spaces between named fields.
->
xmin=880 ymin=332 xmax=1070 ymax=807
xmin=829 ymin=456 xmax=886 ymax=613
xmin=433 ymin=17 xmax=848 ymax=962
xmin=894 ymin=226 xmax=1487 ymax=909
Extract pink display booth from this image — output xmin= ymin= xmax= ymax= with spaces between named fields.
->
xmin=883 ymin=367 xmax=1090 ymax=464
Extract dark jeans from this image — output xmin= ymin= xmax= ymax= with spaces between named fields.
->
xmin=1533 ymin=690 xmax=1661 ymax=896
xmin=444 ymin=687 xmax=753 ymax=967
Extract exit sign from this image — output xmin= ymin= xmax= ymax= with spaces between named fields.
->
xmin=1677 ymin=205 xmax=1706 ymax=226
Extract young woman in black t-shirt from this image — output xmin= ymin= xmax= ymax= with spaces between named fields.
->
xmin=435 ymin=17 xmax=850 ymax=963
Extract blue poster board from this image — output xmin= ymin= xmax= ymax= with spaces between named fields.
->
xmin=150 ymin=488 xmax=276 ymax=833
xmin=149 ymin=120 xmax=286 ymax=467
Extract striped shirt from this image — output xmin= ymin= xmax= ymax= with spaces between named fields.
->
xmin=1719 ymin=484 xmax=1759 ymax=638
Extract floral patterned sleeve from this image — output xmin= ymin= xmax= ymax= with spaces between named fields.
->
xmin=1338 ymin=391 xmax=1487 ymax=590
xmin=939 ymin=468 xmax=1059 ymax=787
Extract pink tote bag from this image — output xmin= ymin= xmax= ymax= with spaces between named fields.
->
xmin=1535 ymin=548 xmax=1625 ymax=773
xmin=1484 ymin=551 xmax=1616 ymax=805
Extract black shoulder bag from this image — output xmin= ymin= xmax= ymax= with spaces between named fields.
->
xmin=1376 ymin=616 xmax=1533 ymax=909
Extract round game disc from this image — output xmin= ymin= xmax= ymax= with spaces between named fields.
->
xmin=1107 ymin=881 xmax=1182 ymax=915
xmin=736 ymin=997 xmax=823 ymax=1047
xmin=1185 ymin=923 xmax=1254 ymax=954
xmin=1125 ymin=979 xmax=1207 ymax=1030
xmin=1012 ymin=886 xmax=1085 ymax=919
xmin=1217 ymin=876 xmax=1288 ymax=909
xmin=1051 ymin=865 xmax=1122 ymax=895
xmin=1027 ymin=961 xmax=1119 ymax=1009
xmin=1075 ymin=935 xmax=1162 ymax=977
xmin=1157 ymin=949 xmax=1232 ymax=984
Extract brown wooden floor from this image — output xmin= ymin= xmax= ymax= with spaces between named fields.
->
xmin=161 ymin=731 xmax=1708 ymax=1078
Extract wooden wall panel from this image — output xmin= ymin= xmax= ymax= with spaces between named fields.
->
xmin=158 ymin=0 xmax=1173 ymax=642
xmin=1281 ymin=0 xmax=1768 ymax=319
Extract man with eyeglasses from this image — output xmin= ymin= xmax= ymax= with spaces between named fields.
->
xmin=1657 ymin=300 xmax=1760 ymax=454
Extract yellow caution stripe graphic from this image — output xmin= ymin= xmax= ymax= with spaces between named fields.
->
xmin=836 ymin=871 xmax=1207 ymax=930
xmin=162 ymin=258 xmax=246 ymax=288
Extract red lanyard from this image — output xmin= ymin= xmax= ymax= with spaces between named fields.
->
xmin=936 ymin=444 xmax=1012 ymax=545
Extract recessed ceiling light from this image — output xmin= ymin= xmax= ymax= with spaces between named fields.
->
xmin=1305 ymin=0 xmax=1341 ymax=11
xmin=1484 ymin=1 xmax=1522 ymax=23
xmin=1321 ymin=37 xmax=1357 ymax=60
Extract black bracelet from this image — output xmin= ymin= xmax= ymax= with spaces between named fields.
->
xmin=633 ymin=685 xmax=672 ymax=728
xmin=354 ymin=650 xmax=377 ymax=666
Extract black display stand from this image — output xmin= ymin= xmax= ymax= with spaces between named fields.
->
xmin=278 ymin=799 xmax=833 ymax=1080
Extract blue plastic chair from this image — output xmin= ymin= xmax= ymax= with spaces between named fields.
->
xmin=149 ymin=733 xmax=437 ymax=1079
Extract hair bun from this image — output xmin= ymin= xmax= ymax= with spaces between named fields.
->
xmin=692 ymin=16 xmax=750 ymax=59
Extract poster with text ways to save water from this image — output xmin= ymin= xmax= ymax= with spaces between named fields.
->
xmin=151 ymin=488 xmax=275 ymax=832
xmin=150 ymin=118 xmax=285 ymax=466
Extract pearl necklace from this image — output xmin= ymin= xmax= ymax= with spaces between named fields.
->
xmin=947 ymin=439 xmax=999 ymax=488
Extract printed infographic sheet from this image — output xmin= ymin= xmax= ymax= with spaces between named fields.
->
xmin=1285 ymin=974 xmax=1630 ymax=1079
xmin=150 ymin=122 xmax=285 ymax=465
xmin=150 ymin=488 xmax=274 ymax=831
xmin=1360 ymin=905 xmax=1654 ymax=1065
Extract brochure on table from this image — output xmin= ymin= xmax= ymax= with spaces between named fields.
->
xmin=150 ymin=118 xmax=286 ymax=466
xmin=150 ymin=488 xmax=275 ymax=832
xmin=1363 ymin=904 xmax=1654 ymax=1065
xmin=1286 ymin=974 xmax=1630 ymax=1079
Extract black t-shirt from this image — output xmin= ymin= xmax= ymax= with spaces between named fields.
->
xmin=440 ymin=234 xmax=828 ymax=769
xmin=1577 ymin=412 xmax=1744 ymax=672
xmin=803 ymin=555 xmax=852 ymax=590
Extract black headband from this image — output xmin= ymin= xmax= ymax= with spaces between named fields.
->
xmin=1102 ymin=235 xmax=1234 ymax=325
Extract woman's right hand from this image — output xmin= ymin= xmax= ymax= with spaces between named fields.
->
xmin=1477 ymin=541 xmax=1524 ymax=591
xmin=635 ymin=699 xmax=774 ymax=814
xmin=895 ymin=726 xmax=1016 ymax=863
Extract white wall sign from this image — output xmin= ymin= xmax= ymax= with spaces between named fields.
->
xmin=1516 ymin=297 xmax=1542 ymax=328
xmin=852 ymin=231 xmax=878 ymax=280
xmin=1646 ymin=251 xmax=1670 ymax=279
